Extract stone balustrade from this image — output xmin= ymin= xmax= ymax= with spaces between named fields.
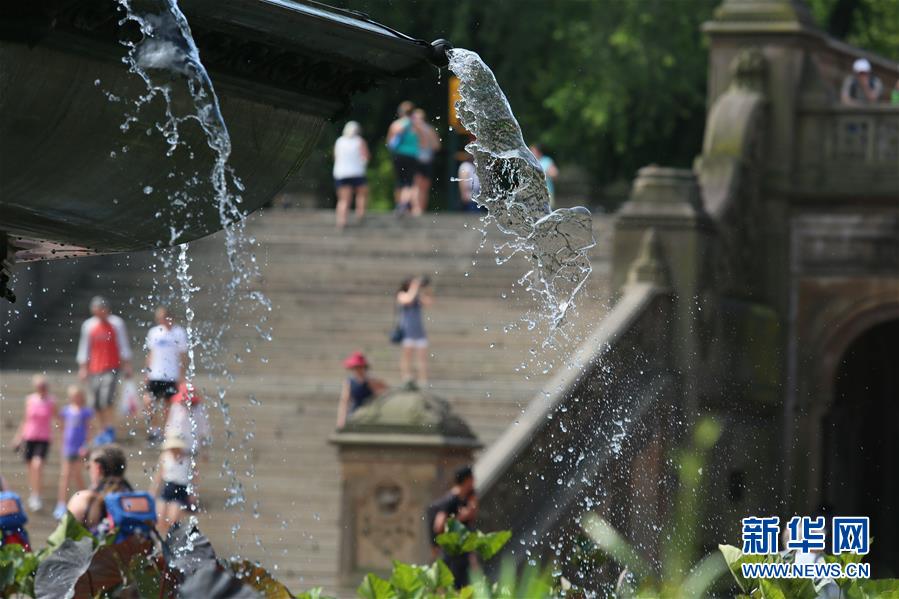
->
xmin=796 ymin=105 xmax=899 ymax=196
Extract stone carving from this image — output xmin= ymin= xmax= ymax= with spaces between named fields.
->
xmin=698 ymin=48 xmax=768 ymax=298
xmin=358 ymin=481 xmax=417 ymax=567
xmin=731 ymin=46 xmax=767 ymax=92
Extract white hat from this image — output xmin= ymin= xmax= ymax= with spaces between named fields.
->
xmin=853 ymin=58 xmax=872 ymax=73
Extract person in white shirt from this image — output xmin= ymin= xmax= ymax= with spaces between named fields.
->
xmin=151 ymin=435 xmax=192 ymax=535
xmin=144 ymin=306 xmax=188 ymax=442
xmin=333 ymin=121 xmax=371 ymax=230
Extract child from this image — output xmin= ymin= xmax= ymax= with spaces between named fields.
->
xmin=151 ymin=436 xmax=191 ymax=535
xmin=165 ymin=382 xmax=211 ymax=454
xmin=12 ymin=375 xmax=57 ymax=512
xmin=336 ymin=351 xmax=387 ymax=428
xmin=53 ymin=386 xmax=94 ymax=520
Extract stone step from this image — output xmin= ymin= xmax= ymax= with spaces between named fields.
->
xmin=1 ymin=210 xmax=613 ymax=592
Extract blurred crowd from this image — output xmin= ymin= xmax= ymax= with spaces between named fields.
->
xmin=7 ymin=297 xmax=208 ymax=535
xmin=331 ymin=100 xmax=560 ymax=228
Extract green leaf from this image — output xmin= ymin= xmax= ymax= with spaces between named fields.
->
xmin=428 ymin=560 xmax=455 ymax=590
xmin=389 ymin=561 xmax=424 ymax=595
xmin=583 ymin=514 xmax=650 ymax=580
xmin=718 ymin=544 xmax=766 ymax=592
xmin=296 ymin=588 xmax=336 ymax=599
xmin=475 ymin=530 xmax=511 ymax=560
xmin=46 ymin=512 xmax=94 ymax=551
xmin=435 ymin=530 xmax=465 ymax=556
xmin=127 ymin=555 xmax=162 ymax=598
xmin=680 ymin=552 xmax=728 ymax=597
xmin=847 ymin=578 xmax=899 ymax=599
xmin=357 ymin=572 xmax=394 ymax=599
xmin=758 ymin=578 xmax=787 ymax=599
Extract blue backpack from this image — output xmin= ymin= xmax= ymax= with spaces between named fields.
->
xmin=104 ymin=491 xmax=157 ymax=542
xmin=0 ymin=492 xmax=30 ymax=549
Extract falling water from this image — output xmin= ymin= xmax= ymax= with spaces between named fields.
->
xmin=113 ymin=0 xmax=271 ymax=542
xmin=448 ymin=49 xmax=596 ymax=334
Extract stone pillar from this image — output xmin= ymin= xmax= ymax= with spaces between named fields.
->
xmin=612 ymin=166 xmax=714 ymax=418
xmin=330 ymin=387 xmax=481 ymax=585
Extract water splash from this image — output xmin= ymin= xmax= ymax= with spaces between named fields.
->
xmin=448 ymin=48 xmax=595 ymax=333
xmin=116 ymin=0 xmax=271 ymax=525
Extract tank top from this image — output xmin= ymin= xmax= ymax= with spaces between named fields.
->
xmin=348 ymin=378 xmax=374 ymax=413
xmin=23 ymin=394 xmax=56 ymax=441
xmin=393 ymin=120 xmax=419 ymax=158
xmin=399 ymin=298 xmax=426 ymax=340
xmin=333 ymin=135 xmax=367 ymax=179
xmin=162 ymin=453 xmax=192 ymax=486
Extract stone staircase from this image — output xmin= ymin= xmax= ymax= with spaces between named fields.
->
xmin=0 ymin=209 xmax=612 ymax=593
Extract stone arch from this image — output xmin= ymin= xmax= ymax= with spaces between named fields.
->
xmin=813 ymin=298 xmax=899 ymax=411
xmin=820 ymin=313 xmax=899 ymax=573
xmin=792 ymin=296 xmax=899 ymax=523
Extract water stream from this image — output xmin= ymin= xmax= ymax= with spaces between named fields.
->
xmin=114 ymin=0 xmax=271 ymax=541
xmin=100 ymin=4 xmax=598 ymax=585
xmin=448 ymin=48 xmax=596 ymax=335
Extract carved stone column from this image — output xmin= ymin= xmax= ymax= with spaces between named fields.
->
xmin=330 ymin=387 xmax=481 ymax=585
xmin=612 ymin=166 xmax=715 ymax=418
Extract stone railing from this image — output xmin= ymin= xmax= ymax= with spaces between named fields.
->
xmin=795 ymin=105 xmax=899 ymax=196
xmin=474 ymin=281 xmax=677 ymax=565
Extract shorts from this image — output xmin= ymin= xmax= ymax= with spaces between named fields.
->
xmin=416 ymin=160 xmax=433 ymax=178
xmin=88 ymin=370 xmax=118 ymax=410
xmin=401 ymin=337 xmax=428 ymax=349
xmin=63 ymin=451 xmax=84 ymax=462
xmin=392 ymin=154 xmax=418 ymax=188
xmin=147 ymin=380 xmax=178 ymax=403
xmin=23 ymin=440 xmax=49 ymax=462
xmin=160 ymin=482 xmax=190 ymax=507
xmin=334 ymin=176 xmax=367 ymax=189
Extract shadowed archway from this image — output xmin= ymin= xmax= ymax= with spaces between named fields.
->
xmin=823 ymin=319 xmax=899 ymax=575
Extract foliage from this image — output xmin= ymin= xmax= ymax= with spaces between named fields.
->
xmin=581 ymin=416 xmax=728 ymax=598
xmin=365 ymin=144 xmax=399 ymax=213
xmin=0 ymin=544 xmax=38 ymax=597
xmin=353 ymin=522 xmax=556 ymax=599
xmin=300 ymin=0 xmax=899 ymax=211
xmin=0 ymin=516 xmax=549 ymax=599
xmin=436 ymin=519 xmax=511 ymax=560
xmin=719 ymin=542 xmax=899 ymax=598
xmin=807 ymin=0 xmax=899 ymax=59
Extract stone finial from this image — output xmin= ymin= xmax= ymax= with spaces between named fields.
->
xmin=707 ymin=0 xmax=818 ymax=32
xmin=621 ymin=166 xmax=703 ymax=217
xmin=334 ymin=386 xmax=481 ymax=447
xmin=730 ymin=47 xmax=767 ymax=92
xmin=626 ymin=229 xmax=670 ymax=288
xmin=331 ymin=387 xmax=480 ymax=580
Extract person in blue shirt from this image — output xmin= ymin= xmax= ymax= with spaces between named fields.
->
xmin=336 ymin=352 xmax=387 ymax=428
xmin=529 ymin=143 xmax=559 ymax=209
xmin=387 ymin=101 xmax=428 ymax=216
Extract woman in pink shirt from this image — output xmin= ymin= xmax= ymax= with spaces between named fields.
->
xmin=12 ymin=374 xmax=57 ymax=512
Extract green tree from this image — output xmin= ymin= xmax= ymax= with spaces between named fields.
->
xmin=305 ymin=0 xmax=898 ymax=212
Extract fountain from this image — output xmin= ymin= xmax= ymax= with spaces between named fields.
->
xmin=0 ymin=0 xmax=451 ymax=301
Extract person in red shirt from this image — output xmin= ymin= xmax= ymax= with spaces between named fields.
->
xmin=76 ymin=296 xmax=133 ymax=445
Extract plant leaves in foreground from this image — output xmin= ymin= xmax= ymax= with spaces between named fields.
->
xmin=34 ymin=537 xmax=94 ymax=599
xmin=178 ymin=561 xmax=260 ymax=598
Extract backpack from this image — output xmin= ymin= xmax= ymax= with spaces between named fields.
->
xmin=0 ymin=492 xmax=30 ymax=550
xmin=104 ymin=491 xmax=157 ymax=543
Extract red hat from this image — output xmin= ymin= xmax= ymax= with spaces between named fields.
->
xmin=343 ymin=351 xmax=369 ymax=369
